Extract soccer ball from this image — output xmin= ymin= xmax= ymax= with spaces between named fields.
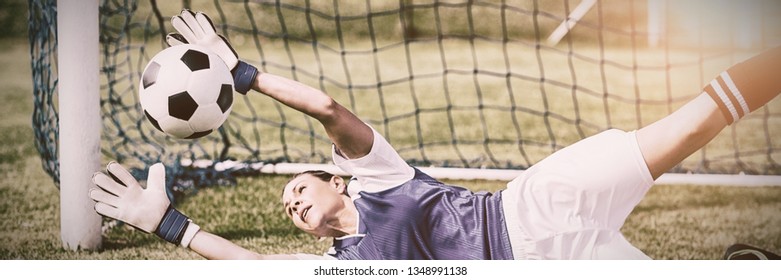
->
xmin=139 ymin=44 xmax=234 ymax=139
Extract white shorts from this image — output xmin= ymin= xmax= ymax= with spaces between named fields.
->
xmin=501 ymin=129 xmax=655 ymax=259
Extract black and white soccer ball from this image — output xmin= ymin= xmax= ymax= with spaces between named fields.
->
xmin=139 ymin=44 xmax=234 ymax=139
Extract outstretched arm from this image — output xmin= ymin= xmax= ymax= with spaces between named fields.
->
xmin=90 ymin=162 xmax=330 ymax=260
xmin=187 ymin=230 xmax=304 ymax=260
xmin=166 ymin=9 xmax=373 ymax=159
xmin=637 ymin=46 xmax=781 ymax=179
xmin=252 ymin=72 xmax=374 ymax=159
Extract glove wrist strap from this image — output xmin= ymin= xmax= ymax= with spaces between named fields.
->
xmin=180 ymin=222 xmax=200 ymax=248
xmin=155 ymin=205 xmax=190 ymax=244
xmin=231 ymin=61 xmax=259 ymax=95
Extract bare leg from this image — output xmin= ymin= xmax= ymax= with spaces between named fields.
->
xmin=637 ymin=94 xmax=728 ymax=179
xmin=637 ymin=46 xmax=781 ymax=180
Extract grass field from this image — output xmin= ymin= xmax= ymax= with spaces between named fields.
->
xmin=2 ymin=33 xmax=781 ymax=260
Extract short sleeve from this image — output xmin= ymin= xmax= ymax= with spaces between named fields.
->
xmin=332 ymin=126 xmax=415 ymax=194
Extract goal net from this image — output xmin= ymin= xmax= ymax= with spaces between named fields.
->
xmin=29 ymin=0 xmax=781 ymax=195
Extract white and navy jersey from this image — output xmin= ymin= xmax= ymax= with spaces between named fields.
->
xmin=332 ymin=168 xmax=513 ymax=259
xmin=329 ymin=127 xmax=514 ymax=260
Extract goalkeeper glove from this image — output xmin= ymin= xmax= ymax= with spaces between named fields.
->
xmin=167 ymin=9 xmax=258 ymax=95
xmin=89 ymin=162 xmax=200 ymax=247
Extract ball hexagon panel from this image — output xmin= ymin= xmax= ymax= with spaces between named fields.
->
xmin=158 ymin=116 xmax=194 ymax=139
xmin=186 ymin=54 xmax=233 ymax=105
xmin=188 ymin=103 xmax=225 ymax=132
xmin=140 ymin=90 xmax=170 ymax=128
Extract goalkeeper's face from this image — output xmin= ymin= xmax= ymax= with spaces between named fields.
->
xmin=281 ymin=173 xmax=349 ymax=238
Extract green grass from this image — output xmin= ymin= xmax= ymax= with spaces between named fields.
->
xmin=2 ymin=34 xmax=781 ymax=260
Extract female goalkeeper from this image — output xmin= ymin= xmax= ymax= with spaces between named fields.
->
xmin=89 ymin=10 xmax=781 ymax=260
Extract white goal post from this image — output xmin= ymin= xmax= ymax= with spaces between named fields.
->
xmin=57 ymin=0 xmax=102 ymax=250
xmin=546 ymin=0 xmax=597 ymax=46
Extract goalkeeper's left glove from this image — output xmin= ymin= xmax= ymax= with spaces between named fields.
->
xmin=166 ymin=9 xmax=258 ymax=95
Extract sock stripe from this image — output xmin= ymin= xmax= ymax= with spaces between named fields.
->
xmin=720 ymin=71 xmax=750 ymax=116
xmin=704 ymin=88 xmax=734 ymax=124
xmin=716 ymin=75 xmax=745 ymax=118
xmin=710 ymin=79 xmax=740 ymax=122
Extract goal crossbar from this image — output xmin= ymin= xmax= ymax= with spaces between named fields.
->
xmin=189 ymin=160 xmax=781 ymax=187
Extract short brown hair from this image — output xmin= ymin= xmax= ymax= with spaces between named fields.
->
xmin=281 ymin=170 xmax=335 ymax=197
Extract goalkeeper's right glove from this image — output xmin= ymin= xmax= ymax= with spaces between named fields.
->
xmin=167 ymin=9 xmax=258 ymax=95
xmin=90 ymin=162 xmax=200 ymax=248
